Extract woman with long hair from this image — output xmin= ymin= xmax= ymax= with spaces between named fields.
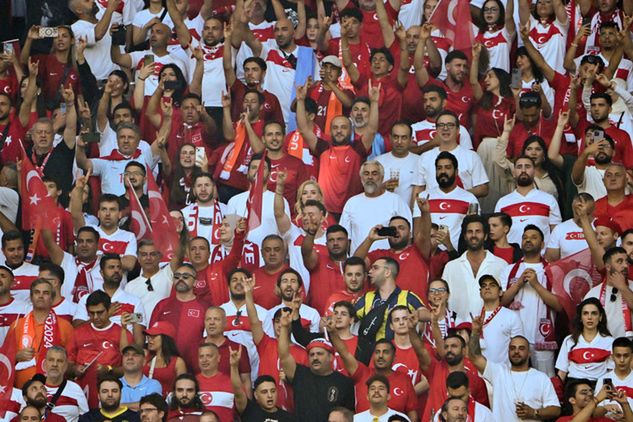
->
xmin=515 ymin=47 xmax=553 ymax=118
xmin=144 ymin=326 xmax=187 ymax=396
xmin=519 ymin=0 xmax=568 ymax=74
xmin=556 ymin=298 xmax=614 ymax=384
xmin=474 ymin=0 xmax=515 ymax=73
xmin=470 ymin=47 xmax=517 ymax=213
xmin=163 ymin=143 xmax=206 ymax=209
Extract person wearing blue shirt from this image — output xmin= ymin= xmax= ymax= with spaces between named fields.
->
xmin=119 ymin=344 xmax=162 ymax=410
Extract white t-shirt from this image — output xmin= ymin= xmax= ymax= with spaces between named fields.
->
xmin=494 ymin=188 xmax=562 ymax=245
xmin=478 ymin=26 xmax=513 ymax=73
xmin=419 ymin=145 xmax=488 ymax=191
xmin=354 ymin=408 xmax=411 ymax=421
xmin=129 ymin=50 xmax=188 ymax=97
xmin=188 ymin=42 xmax=232 ymax=107
xmin=94 ymin=226 xmax=137 ymax=258
xmin=181 ymin=202 xmax=226 ymax=247
xmin=480 ymin=306 xmax=524 ymax=364
xmin=125 ymin=265 xmax=173 ymax=320
xmin=75 ymin=287 xmax=146 ymax=328
xmin=52 ymin=297 xmax=77 ymax=321
xmin=281 ymin=224 xmax=327 ymax=295
xmin=0 ymin=297 xmax=29 ymax=345
xmin=528 ymin=15 xmax=568 ymax=75
xmin=45 ymin=380 xmax=89 ymax=422
xmin=375 ymin=152 xmax=424 ymax=209
xmin=414 ymin=186 xmax=479 ymax=249
xmin=235 ymin=20 xmax=276 ymax=82
xmin=411 ymin=119 xmax=473 ymax=150
xmin=576 ymin=165 xmax=607 ymax=201
xmin=91 ymin=149 xmax=158 ymax=195
xmin=556 ymin=334 xmax=614 ymax=380
xmin=595 ymin=370 xmax=633 ymax=410
xmin=0 ymin=187 xmax=18 ymax=224
xmin=131 ymin=8 xmax=175 ymax=40
xmin=71 ymin=7 xmax=119 ymax=80
xmin=340 ymin=191 xmax=413 ymax=254
xmin=546 ymin=218 xmax=590 ymax=259
xmin=225 ymin=190 xmax=290 ymax=254
xmin=263 ymin=303 xmax=320 ymax=338
xmin=499 ymin=261 xmax=551 ymax=345
xmin=7 ymin=261 xmax=39 ymax=303
xmin=585 ymin=282 xmax=633 ymax=339
xmin=483 ymin=361 xmax=560 ymax=422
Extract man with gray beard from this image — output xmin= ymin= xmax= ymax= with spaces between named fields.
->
xmin=340 ymin=161 xmax=412 ymax=254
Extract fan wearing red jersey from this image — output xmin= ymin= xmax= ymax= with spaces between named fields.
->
xmin=196 ymin=343 xmax=235 ymax=421
xmin=323 ymin=257 xmax=368 ymax=316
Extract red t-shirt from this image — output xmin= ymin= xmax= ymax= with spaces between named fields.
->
xmin=324 ymin=289 xmax=366 ymax=316
xmin=473 ymin=96 xmax=515 ymax=149
xmin=577 ymin=121 xmax=633 ymax=169
xmin=308 ymin=82 xmax=355 ymax=132
xmin=0 ymin=114 xmax=27 ymax=165
xmin=493 ymin=245 xmax=516 ymax=264
xmin=230 ymin=80 xmax=284 ymax=124
xmin=0 ymin=71 xmax=19 ymax=103
xmin=36 ymin=207 xmax=74 ymax=259
xmin=370 ymin=343 xmax=422 ymax=385
xmin=34 ymin=54 xmax=81 ymax=104
xmin=150 ymin=297 xmax=207 ymax=370
xmin=427 ymin=78 xmax=475 ymax=129
xmin=196 ymin=372 xmax=235 ymax=421
xmin=507 ymin=116 xmax=557 ymax=159
xmin=333 ymin=336 xmax=359 ymax=376
xmin=353 ymin=71 xmax=405 ymax=136
xmin=267 ymin=154 xmax=309 ymax=208
xmin=252 ymin=265 xmax=288 ymax=310
xmin=594 ymin=195 xmax=633 ymax=231
xmin=306 ymin=254 xmax=347 ymax=315
xmin=210 ymin=337 xmax=251 ymax=377
xmin=352 ymin=363 xmax=418 ymax=414
xmin=340 ymin=1 xmax=399 ymax=49
xmin=315 ymin=139 xmax=369 ymax=214
xmin=324 ymin=37 xmax=372 ymax=78
xmin=401 ymin=66 xmax=426 ymax=125
xmin=367 ymin=244 xmax=429 ymax=301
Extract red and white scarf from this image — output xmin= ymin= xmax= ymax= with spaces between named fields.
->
xmin=187 ymin=201 xmax=223 ymax=243
xmin=599 ymin=281 xmax=633 ymax=336
xmin=73 ymin=258 xmax=98 ymax=302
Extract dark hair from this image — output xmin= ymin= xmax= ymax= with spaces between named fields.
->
xmin=562 ymin=379 xmax=593 ymax=416
xmin=516 ymin=47 xmax=544 ymax=83
xmin=478 ymin=0 xmax=505 ymax=31
xmin=376 ymin=256 xmax=400 ymax=278
xmin=388 ymin=305 xmax=410 ymax=323
xmin=429 ymin=278 xmax=450 ymax=294
xmin=622 ymin=229 xmax=633 ymax=240
xmin=344 ymin=256 xmax=366 ymax=272
xmin=370 ymin=47 xmax=394 ymax=66
xmin=192 ymin=172 xmax=214 ymax=188
xmin=243 ymin=56 xmax=267 ymax=71
xmin=99 ymin=253 xmax=121 ymax=271
xmin=112 ymin=101 xmax=134 ymax=116
xmin=600 ymin=21 xmax=620 ymax=32
xmin=374 ymin=338 xmax=396 ymax=354
xmin=435 ymin=151 xmax=459 ymax=170
xmin=170 ymin=374 xmax=204 ymax=410
xmin=303 ymin=97 xmax=318 ymax=115
xmin=521 ymin=135 xmax=565 ymax=199
xmin=97 ymin=373 xmax=123 ymax=390
xmin=519 ymin=91 xmax=541 ymax=109
xmin=570 ymin=298 xmax=611 ymax=350
xmin=351 ymin=96 xmax=371 ymax=108
xmin=436 ymin=110 xmax=459 ymax=125
xmin=227 ymin=268 xmax=252 ymax=285
xmin=604 ymin=246 xmax=627 ymax=265
xmin=462 ymin=214 xmax=489 ymax=237
xmin=253 ymin=375 xmax=277 ymax=390
xmin=446 ymin=370 xmax=469 ymax=389
xmin=22 ymin=374 xmax=46 ymax=396
xmin=99 ymin=193 xmax=121 ymax=209
xmin=249 ymin=152 xmax=272 ymax=171
xmin=276 ymin=268 xmax=304 ymax=287
xmin=422 ymin=84 xmax=448 ymax=100
xmin=613 ymin=337 xmax=633 ymax=352
xmin=488 ymin=212 xmax=512 ymax=228
xmin=170 ymin=143 xmax=203 ymax=206
xmin=77 ymin=226 xmax=100 ymax=242
xmin=158 ymin=334 xmax=182 ymax=366
xmin=244 ymin=88 xmax=265 ymax=105
xmin=523 ymin=224 xmax=544 ymax=241
xmin=2 ymin=230 xmax=23 ymax=248
xmin=480 ymin=68 xmax=513 ymax=109
xmin=41 ymin=176 xmax=60 ymax=191
xmin=389 ymin=215 xmax=411 ymax=230
xmin=391 ymin=121 xmax=412 ymax=137
xmin=190 ymin=236 xmax=210 ymax=250
xmin=159 ymin=64 xmax=187 ymax=105
xmin=333 ymin=301 xmax=356 ymax=317
xmin=339 ymin=7 xmax=363 ymax=22
xmin=303 ymin=199 xmax=327 ymax=215
xmin=590 ymin=92 xmax=613 ymax=107
xmin=532 ymin=0 xmax=556 ymax=19
xmin=86 ymin=290 xmax=111 ymax=310
xmin=445 ymin=333 xmax=467 ymax=348
xmin=125 ymin=160 xmax=146 ymax=175
xmin=262 ymin=234 xmax=284 ymax=248
xmin=39 ymin=262 xmax=65 ymax=285
xmin=445 ymin=50 xmax=468 ymax=64
xmin=139 ymin=393 xmax=167 ymax=414
xmin=366 ymin=373 xmax=390 ymax=390
xmin=326 ymin=224 xmax=348 ymax=237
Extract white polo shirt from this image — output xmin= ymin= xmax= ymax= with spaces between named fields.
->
xmin=375 ymin=151 xmax=424 ymax=209
xmin=419 ymin=145 xmax=488 ymax=191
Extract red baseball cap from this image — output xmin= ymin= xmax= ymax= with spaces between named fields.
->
xmin=306 ymin=338 xmax=335 ymax=354
xmin=594 ymin=217 xmax=622 ymax=235
xmin=144 ymin=321 xmax=176 ymax=338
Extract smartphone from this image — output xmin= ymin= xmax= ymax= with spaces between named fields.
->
xmin=468 ymin=203 xmax=480 ymax=215
xmin=163 ymin=80 xmax=178 ymax=90
xmin=144 ymin=54 xmax=154 ymax=66
xmin=195 ymin=147 xmax=206 ymax=162
xmin=582 ymin=15 xmax=591 ymax=26
xmin=81 ymin=132 xmax=101 ymax=143
xmin=377 ymin=227 xmax=398 ymax=237
xmin=604 ymin=378 xmax=613 ymax=388
xmin=129 ymin=313 xmax=143 ymax=324
xmin=111 ymin=26 xmax=127 ymax=46
xmin=3 ymin=43 xmax=13 ymax=55
xmin=438 ymin=224 xmax=448 ymax=233
xmin=593 ymin=129 xmax=605 ymax=142
xmin=511 ymin=68 xmax=522 ymax=89
xmin=39 ymin=27 xmax=59 ymax=38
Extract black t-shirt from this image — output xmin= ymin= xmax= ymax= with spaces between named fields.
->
xmin=291 ymin=365 xmax=355 ymax=422
xmin=241 ymin=400 xmax=294 ymax=422
xmin=78 ymin=408 xmax=140 ymax=422
xmin=27 ymin=141 xmax=75 ymax=207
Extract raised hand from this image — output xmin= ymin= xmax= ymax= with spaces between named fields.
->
xmin=595 ymin=73 xmax=613 ymax=88
xmin=503 ymin=114 xmax=516 ymax=132
xmin=192 ymin=46 xmax=204 ymax=62
xmin=368 ymin=80 xmax=381 ymax=103
xmin=28 ymin=58 xmax=39 ymax=77
xmin=236 ymin=217 xmax=247 ymax=234
xmin=221 ymin=90 xmax=231 ymax=108
xmin=472 ymin=42 xmax=483 ymax=58
xmin=229 ymin=345 xmax=242 ymax=367
xmin=394 ymin=21 xmax=406 ymax=42
xmin=557 ymin=109 xmax=570 ymax=128
xmin=416 ymin=196 xmax=430 ymax=214
xmin=61 ymin=86 xmax=75 ymax=104
xmin=138 ymin=62 xmax=154 ymax=81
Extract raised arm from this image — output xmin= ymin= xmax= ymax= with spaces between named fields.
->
xmin=520 ymin=23 xmax=555 ymax=82
xmin=20 ymin=26 xmax=39 ymax=66
xmin=553 ymin=0 xmax=568 ymax=25
xmin=414 ymin=27 xmax=430 ymax=87
xmin=575 ymin=195 xmax=607 ymax=270
xmin=340 ymin=25 xmax=360 ymax=83
xmin=505 ymin=0 xmax=516 ymax=39
xmin=41 ymin=227 xmax=65 ymax=265
xmin=75 ymin=136 xmax=94 ymax=175
xmin=69 ymin=172 xmax=89 ymax=232
xmin=244 ymin=276 xmax=265 ymax=344
xmin=547 ymin=110 xmax=568 ymax=169
xmin=229 ymin=345 xmax=248 ymax=414
xmin=518 ymin=0 xmax=531 ymax=25
xmin=361 ymin=80 xmax=380 ymax=151
xmin=295 ymin=83 xmax=319 ymax=151
xmin=408 ymin=313 xmax=431 ymax=372
xmin=295 ymin=0 xmax=306 ymax=39
xmin=61 ymin=87 xmax=77 ymax=150
xmin=467 ymin=313 xmax=488 ymax=373
xmin=95 ymin=0 xmax=121 ymax=41
xmin=274 ymin=171 xmax=291 ymax=235
xmin=315 ymin=16 xmax=332 ymax=53
xmin=223 ymin=24 xmax=237 ymax=87
xmin=189 ymin=47 xmax=204 ymax=97
xmin=145 ymin=86 xmax=167 ymax=131
xmin=326 ymin=318 xmax=359 ymax=375
xmin=109 ymin=25 xmax=133 ymax=68
xmin=375 ymin=0 xmax=396 ymax=48
xmin=413 ymin=197 xmax=432 ymax=259
xmin=571 ymin=138 xmax=601 ymax=187
xmin=470 ymin=43 xmax=484 ymax=102
xmin=19 ymin=59 xmax=39 ymax=128
xmin=395 ymin=23 xmax=410 ymax=88
xmin=277 ymin=309 xmax=297 ymax=382
xmin=167 ymin=0 xmax=193 ymax=47
xmin=301 ymin=223 xmax=320 ymax=270
xmin=221 ymin=91 xmax=236 ymax=141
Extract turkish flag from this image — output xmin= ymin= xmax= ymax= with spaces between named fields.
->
xmin=19 ymin=147 xmax=58 ymax=259
xmin=126 ymin=180 xmax=152 ymax=241
xmin=246 ymin=151 xmax=267 ymax=232
xmin=146 ymin=168 xmax=180 ymax=260
xmin=0 ymin=336 xmax=16 ymax=417
xmin=428 ymin=0 xmax=474 ymax=59
xmin=547 ymin=248 xmax=603 ymax=329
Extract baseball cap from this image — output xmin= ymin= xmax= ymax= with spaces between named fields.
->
xmin=144 ymin=321 xmax=176 ymax=338
xmin=321 ymin=55 xmax=342 ymax=68
xmin=594 ymin=217 xmax=621 ymax=235
xmin=122 ymin=344 xmax=144 ymax=355
xmin=306 ymin=338 xmax=335 ymax=354
xmin=478 ymin=274 xmax=501 ymax=288
xmin=0 ymin=265 xmax=14 ymax=277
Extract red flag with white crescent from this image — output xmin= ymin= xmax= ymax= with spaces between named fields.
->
xmin=0 ymin=335 xmax=17 ymax=417
xmin=126 ymin=179 xmax=152 ymax=241
xmin=547 ymin=248 xmax=603 ymax=329
xmin=246 ymin=151 xmax=267 ymax=232
xmin=146 ymin=167 xmax=180 ymax=260
xmin=429 ymin=0 xmax=474 ymax=59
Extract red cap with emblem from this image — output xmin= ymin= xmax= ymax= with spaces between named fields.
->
xmin=144 ymin=321 xmax=176 ymax=338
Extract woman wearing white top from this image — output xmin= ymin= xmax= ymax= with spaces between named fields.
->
xmin=556 ymin=298 xmax=614 ymax=384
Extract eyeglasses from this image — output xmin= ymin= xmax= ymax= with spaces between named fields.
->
xmin=429 ymin=287 xmax=448 ymax=294
xmin=139 ymin=408 xmax=159 ymax=414
xmin=611 ymin=287 xmax=619 ymax=302
xmin=174 ymin=273 xmax=194 ymax=280
xmin=436 ymin=123 xmax=457 ymax=130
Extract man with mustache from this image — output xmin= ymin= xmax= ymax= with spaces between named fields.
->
xmin=167 ymin=374 xmax=205 ymax=421
xmin=571 ymin=128 xmax=615 ymax=201
xmin=340 ymin=161 xmax=412 ymax=255
xmin=353 ymin=375 xmax=411 ymax=421
xmin=149 ymin=263 xmax=206 ymax=370
xmin=494 ymin=156 xmax=561 ymax=245
xmin=79 ymin=374 xmax=140 ymax=421
xmin=500 ymin=225 xmax=562 ymax=376
xmin=20 ymin=374 xmax=65 ymax=422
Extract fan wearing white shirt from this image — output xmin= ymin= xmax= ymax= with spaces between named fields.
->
xmin=545 ymin=193 xmax=595 ymax=262
xmin=595 ymin=337 xmax=633 ymax=413
xmin=468 ymin=315 xmax=561 ymax=422
xmin=478 ymin=275 xmax=524 ymax=364
xmin=353 ymin=375 xmax=411 ymax=421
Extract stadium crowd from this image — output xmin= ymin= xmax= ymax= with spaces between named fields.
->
xmin=2 ymin=0 xmax=633 ymax=420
